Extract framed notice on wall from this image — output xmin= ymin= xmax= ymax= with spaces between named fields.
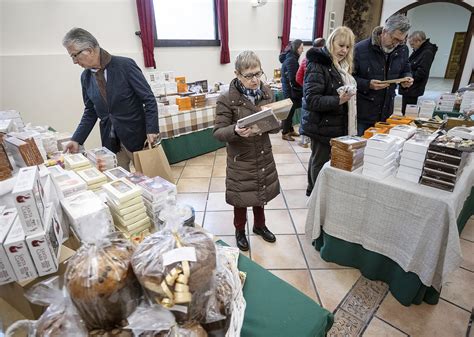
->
xmin=289 ymin=0 xmax=316 ymax=42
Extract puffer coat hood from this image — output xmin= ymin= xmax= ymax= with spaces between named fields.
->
xmin=279 ymin=50 xmax=302 ymax=99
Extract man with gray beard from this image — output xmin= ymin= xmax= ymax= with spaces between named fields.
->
xmin=353 ymin=14 xmax=414 ymax=135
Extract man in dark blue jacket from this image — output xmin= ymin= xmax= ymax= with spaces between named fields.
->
xmin=62 ymin=28 xmax=159 ymax=169
xmin=353 ymin=14 xmax=413 ymax=135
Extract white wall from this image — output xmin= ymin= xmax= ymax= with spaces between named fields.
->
xmin=407 ymin=3 xmax=470 ymax=78
xmin=322 ymin=0 xmax=346 ymax=38
xmin=0 ymin=0 xmax=285 ymax=149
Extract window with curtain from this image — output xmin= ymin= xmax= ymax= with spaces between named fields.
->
xmin=153 ymin=0 xmax=219 ymax=47
xmin=289 ymin=0 xmax=316 ymax=43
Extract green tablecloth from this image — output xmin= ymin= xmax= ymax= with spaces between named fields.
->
xmin=238 ymin=254 xmax=334 ymax=336
xmin=313 ymin=186 xmax=474 ymax=306
xmin=161 ymin=128 xmax=225 ymax=164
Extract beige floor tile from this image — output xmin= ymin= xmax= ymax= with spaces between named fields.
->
xmin=212 ymin=165 xmax=227 ymax=177
xmin=290 ymin=208 xmax=308 ymax=234
xmin=176 ymin=193 xmax=208 ymax=211
xmin=186 ymin=153 xmax=215 ymax=166
xmin=362 ymin=317 xmax=408 ymax=337
xmin=171 ymin=160 xmax=186 ymax=167
xmin=460 ymin=239 xmax=474 ymax=271
xmin=299 ymin=235 xmax=348 ymax=269
xmin=203 ymin=211 xmax=237 ymax=236
xmin=376 ymin=293 xmax=471 ymax=337
xmin=265 ymin=194 xmax=287 ymax=209
xmin=181 ymin=165 xmax=213 ymax=178
xmin=216 ymin=147 xmax=227 ymax=155
xmin=250 ymin=235 xmax=306 ymax=269
xmin=214 ymin=155 xmax=227 ymax=166
xmin=247 ymin=209 xmax=295 ymax=234
xmin=0 ymin=298 xmax=27 ymax=331
xmin=270 ymin=269 xmax=319 ymax=304
xmin=461 ymin=217 xmax=474 ymax=241
xmin=271 ymin=144 xmax=295 ymax=154
xmin=171 ymin=166 xmax=184 ymax=179
xmin=194 ymin=211 xmax=204 ymax=226
xmin=279 ymin=175 xmax=307 ymax=190
xmin=206 ymin=192 xmax=232 ymax=211
xmin=218 ymin=235 xmax=250 ymax=257
xmin=209 ymin=177 xmax=226 ymax=192
xmin=176 ymin=178 xmax=210 ymax=193
xmin=440 ymin=267 xmax=474 ymax=311
xmin=283 ymin=189 xmax=309 ymax=209
xmin=297 ymin=152 xmax=311 ymax=163
xmin=310 ymin=269 xmax=361 ymax=312
xmin=291 ymin=142 xmax=312 ymax=153
xmin=273 ymin=153 xmax=300 ymax=164
xmin=270 ymin=136 xmax=292 ymax=146
xmin=276 ymin=163 xmax=307 ymax=175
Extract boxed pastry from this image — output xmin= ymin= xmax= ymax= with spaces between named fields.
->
xmin=396 ymin=169 xmax=421 ymax=183
xmin=12 ymin=166 xmax=45 ymax=236
xmin=398 ymin=165 xmax=422 ymax=177
xmin=0 ymin=208 xmax=18 ymax=285
xmin=77 ymin=167 xmax=107 ymax=186
xmin=137 ymin=176 xmax=177 ymax=204
xmin=330 ymin=136 xmax=367 ymax=151
xmin=363 ymin=127 xmax=388 ymax=139
xmin=4 ymin=217 xmax=38 ymax=281
xmin=420 ymin=175 xmax=455 ymax=192
xmin=424 ymin=158 xmax=460 ymax=176
xmin=400 ymin=156 xmax=425 ymax=170
xmin=85 ymin=147 xmax=117 ymax=171
xmin=102 ymin=178 xmax=143 ymax=205
xmin=104 ymin=166 xmax=131 ymax=181
xmin=26 ymin=204 xmax=62 ymax=276
xmin=367 ymin=134 xmax=404 ymax=151
xmin=176 ymin=96 xmax=192 ymax=111
xmin=362 ymin=166 xmax=396 ymax=180
xmin=64 ymin=153 xmax=91 ymax=171
xmin=363 ymin=159 xmax=397 ymax=173
xmin=389 ymin=125 xmax=417 ymax=139
xmin=237 ymin=108 xmax=280 ymax=135
xmin=108 ymin=200 xmax=145 ymax=217
xmin=52 ymin=170 xmax=88 ymax=198
xmin=261 ymin=98 xmax=293 ymax=121
xmin=364 ymin=151 xmax=397 ymax=165
xmin=107 ymin=195 xmax=143 ymax=210
xmin=422 ymin=167 xmax=457 ymax=184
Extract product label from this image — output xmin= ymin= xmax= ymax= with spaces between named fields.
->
xmin=162 ymin=247 xmax=197 ymax=266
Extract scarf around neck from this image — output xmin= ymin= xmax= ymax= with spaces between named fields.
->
xmin=93 ymin=48 xmax=112 ymax=104
xmin=235 ymin=79 xmax=264 ymax=105
xmin=334 ymin=60 xmax=358 ymax=136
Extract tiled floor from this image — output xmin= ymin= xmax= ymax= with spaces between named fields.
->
xmin=170 ymin=131 xmax=474 ymax=337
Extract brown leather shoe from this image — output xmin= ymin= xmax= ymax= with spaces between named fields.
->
xmin=289 ymin=131 xmax=300 ymax=137
xmin=282 ymin=133 xmax=295 ymax=141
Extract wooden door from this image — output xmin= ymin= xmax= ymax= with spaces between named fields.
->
xmin=445 ymin=32 xmax=466 ymax=79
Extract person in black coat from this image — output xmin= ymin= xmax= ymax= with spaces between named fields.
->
xmin=62 ymin=28 xmax=159 ymax=170
xmin=353 ymin=14 xmax=413 ymax=135
xmin=399 ymin=31 xmax=438 ymax=115
xmin=279 ymin=39 xmax=304 ymax=141
xmin=301 ymin=27 xmax=357 ymax=196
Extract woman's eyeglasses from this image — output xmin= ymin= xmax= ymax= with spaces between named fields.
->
xmin=240 ymin=71 xmax=264 ymax=80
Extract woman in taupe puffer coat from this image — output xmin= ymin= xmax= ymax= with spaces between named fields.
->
xmin=213 ymin=51 xmax=280 ymax=251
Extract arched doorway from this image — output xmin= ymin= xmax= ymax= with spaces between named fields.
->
xmin=395 ymin=0 xmax=474 ymax=93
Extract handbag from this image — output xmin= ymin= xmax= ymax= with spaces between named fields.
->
xmin=133 ymin=141 xmax=174 ymax=183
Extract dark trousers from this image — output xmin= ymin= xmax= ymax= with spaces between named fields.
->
xmin=306 ymin=140 xmax=331 ymax=195
xmin=401 ymin=96 xmax=418 ymax=115
xmin=282 ymin=98 xmax=302 ymax=134
xmin=357 ymin=121 xmax=374 ymax=137
xmin=234 ymin=206 xmax=265 ymax=231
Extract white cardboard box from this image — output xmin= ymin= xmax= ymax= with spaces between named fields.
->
xmin=25 ymin=204 xmax=62 ymax=277
xmin=398 ymin=165 xmax=423 ymax=177
xmin=12 ymin=166 xmax=45 ymax=236
xmin=400 ymin=149 xmax=427 ymax=162
xmin=103 ymin=178 xmax=143 ymax=204
xmin=4 ymin=218 xmax=38 ymax=281
xmin=363 ymin=151 xmax=398 ymax=165
xmin=400 ymin=156 xmax=425 ymax=170
xmin=396 ymin=170 xmax=421 ymax=183
xmin=0 ymin=208 xmax=18 ymax=285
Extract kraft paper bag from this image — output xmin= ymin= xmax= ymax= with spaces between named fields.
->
xmin=133 ymin=142 xmax=174 ymax=183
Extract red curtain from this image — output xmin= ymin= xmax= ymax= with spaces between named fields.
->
xmin=136 ymin=0 xmax=156 ymax=68
xmin=215 ymin=0 xmax=230 ymax=64
xmin=314 ymin=0 xmax=326 ymax=39
xmin=281 ymin=0 xmax=292 ymax=52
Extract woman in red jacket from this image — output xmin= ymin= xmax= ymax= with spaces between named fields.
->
xmin=296 ymin=38 xmax=326 ymax=86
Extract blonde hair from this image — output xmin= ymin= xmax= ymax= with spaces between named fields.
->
xmin=326 ymin=26 xmax=355 ymax=73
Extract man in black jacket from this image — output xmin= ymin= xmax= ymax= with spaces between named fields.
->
xmin=353 ymin=14 xmax=413 ymax=135
xmin=399 ymin=31 xmax=438 ymax=115
xmin=62 ymin=28 xmax=159 ymax=169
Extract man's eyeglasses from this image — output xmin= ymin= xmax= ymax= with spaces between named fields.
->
xmin=70 ymin=49 xmax=88 ymax=59
xmin=388 ymin=33 xmax=405 ymax=45
xmin=240 ymin=71 xmax=264 ymax=80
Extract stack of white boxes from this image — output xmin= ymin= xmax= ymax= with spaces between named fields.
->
xmin=51 ymin=170 xmax=87 ymax=198
xmin=419 ymin=100 xmax=436 ymax=119
xmin=146 ymin=70 xmax=178 ymax=96
xmin=137 ymin=176 xmax=177 ymax=230
xmin=102 ymin=178 xmax=151 ymax=237
xmin=460 ymin=91 xmax=474 ymax=113
xmin=104 ymin=167 xmax=132 ymax=181
xmin=0 ymin=209 xmax=19 ymax=285
xmin=397 ymin=134 xmax=434 ymax=183
xmin=64 ymin=153 xmax=91 ymax=172
xmin=362 ymin=134 xmax=405 ymax=180
xmin=7 ymin=166 xmax=63 ymax=280
xmin=77 ymin=167 xmax=108 ymax=192
xmin=86 ymin=147 xmax=117 ymax=171
xmin=389 ymin=125 xmax=417 ymax=139
xmin=435 ymin=93 xmax=456 ymax=113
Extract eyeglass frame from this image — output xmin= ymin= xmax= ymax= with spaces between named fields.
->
xmin=239 ymin=70 xmax=265 ymax=80
xmin=70 ymin=48 xmax=89 ymax=59
xmin=386 ymin=31 xmax=406 ymax=46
